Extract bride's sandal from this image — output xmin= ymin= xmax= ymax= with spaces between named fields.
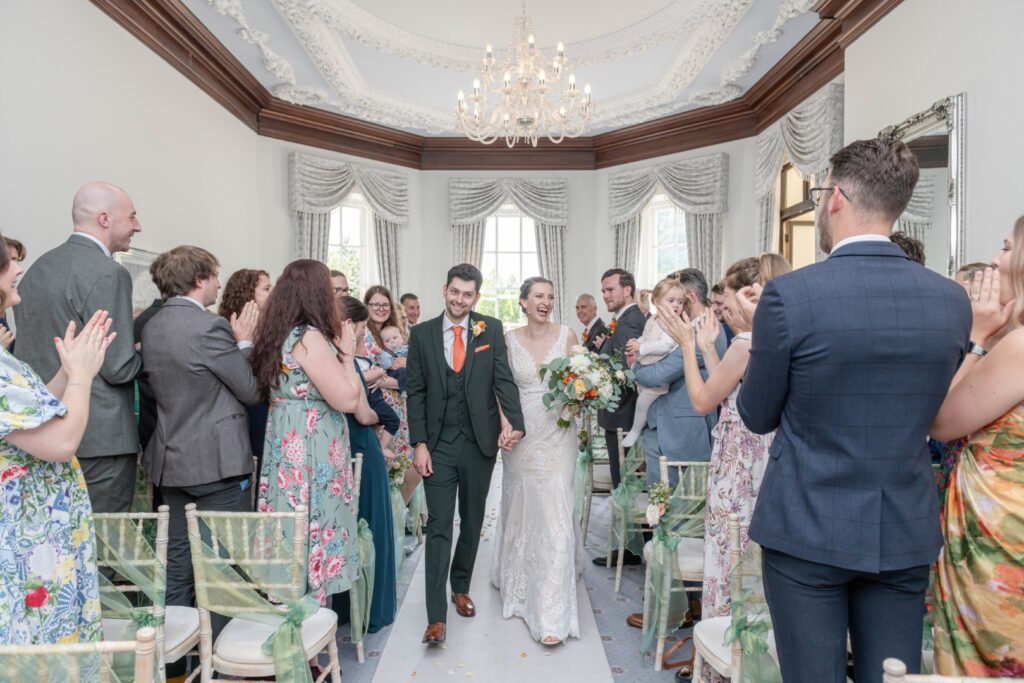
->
xmin=541 ymin=636 xmax=562 ymax=646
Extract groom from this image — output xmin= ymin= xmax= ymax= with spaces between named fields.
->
xmin=407 ymin=263 xmax=525 ymax=644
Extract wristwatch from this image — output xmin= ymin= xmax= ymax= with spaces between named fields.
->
xmin=969 ymin=341 xmax=988 ymax=358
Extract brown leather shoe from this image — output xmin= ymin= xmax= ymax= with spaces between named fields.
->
xmin=422 ymin=622 xmax=446 ymax=644
xmin=451 ymin=592 xmax=476 ymax=618
xmin=626 ymin=612 xmax=644 ymax=629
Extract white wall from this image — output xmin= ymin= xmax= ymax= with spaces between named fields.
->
xmin=845 ymin=0 xmax=1024 ymax=264
xmin=0 ymin=0 xmax=763 ymax=326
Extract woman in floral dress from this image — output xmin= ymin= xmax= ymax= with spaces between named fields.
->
xmin=929 ymin=220 xmax=1024 ymax=675
xmin=658 ymin=255 xmax=790 ymax=682
xmin=251 ymin=260 xmax=365 ymax=606
xmin=0 ymin=236 xmax=116 ymax=644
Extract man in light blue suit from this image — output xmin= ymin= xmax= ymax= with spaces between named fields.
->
xmin=629 ymin=269 xmax=727 ymax=486
xmin=737 ymin=138 xmax=971 ymax=683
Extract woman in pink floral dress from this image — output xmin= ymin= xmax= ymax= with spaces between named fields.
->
xmin=251 ymin=260 xmax=366 ymax=605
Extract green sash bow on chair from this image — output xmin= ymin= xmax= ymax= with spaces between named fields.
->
xmin=609 ymin=441 xmax=646 ymax=557
xmin=348 ymin=519 xmax=376 ymax=644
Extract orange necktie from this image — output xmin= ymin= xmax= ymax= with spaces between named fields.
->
xmin=452 ymin=325 xmax=466 ymax=372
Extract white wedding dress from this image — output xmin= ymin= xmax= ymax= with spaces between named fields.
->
xmin=490 ymin=324 xmax=584 ymax=642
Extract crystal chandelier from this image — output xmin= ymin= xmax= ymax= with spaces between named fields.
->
xmin=455 ymin=3 xmax=593 ymax=147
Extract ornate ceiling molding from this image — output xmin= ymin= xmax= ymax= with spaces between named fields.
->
xmin=88 ymin=0 xmax=903 ymax=170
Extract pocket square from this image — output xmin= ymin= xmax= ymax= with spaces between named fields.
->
xmin=475 ymin=344 xmax=491 ymax=353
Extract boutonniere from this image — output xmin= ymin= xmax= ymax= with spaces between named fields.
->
xmin=609 ymin=318 xmax=618 ymax=335
xmin=471 ymin=320 xmax=487 ymax=338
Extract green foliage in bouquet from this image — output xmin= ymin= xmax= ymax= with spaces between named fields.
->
xmin=539 ymin=345 xmax=636 ymax=428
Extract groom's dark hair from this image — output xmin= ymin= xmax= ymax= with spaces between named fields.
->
xmin=447 ymin=263 xmax=483 ymax=292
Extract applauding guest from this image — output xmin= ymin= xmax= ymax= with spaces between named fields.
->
xmin=141 ymin=246 xmax=261 ymax=647
xmin=930 ymin=221 xmax=1024 ymax=675
xmin=14 ymin=182 xmax=143 ymax=514
xmin=0 ymin=233 xmax=117 ymax=644
xmin=252 ymin=260 xmax=364 ymax=606
xmin=737 ymin=138 xmax=971 ymax=682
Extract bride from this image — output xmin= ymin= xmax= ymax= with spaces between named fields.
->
xmin=491 ymin=276 xmax=584 ymax=645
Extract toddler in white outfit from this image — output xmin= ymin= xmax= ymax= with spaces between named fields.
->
xmin=622 ymin=276 xmax=690 ymax=448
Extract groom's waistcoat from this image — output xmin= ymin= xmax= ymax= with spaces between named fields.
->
xmin=439 ymin=365 xmax=475 ymax=444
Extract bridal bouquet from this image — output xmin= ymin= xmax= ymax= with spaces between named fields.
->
xmin=539 ymin=344 xmax=635 ymax=429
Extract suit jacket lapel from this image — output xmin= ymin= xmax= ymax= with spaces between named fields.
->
xmin=462 ymin=313 xmax=479 ymax=381
xmin=431 ymin=315 xmax=449 ymax=397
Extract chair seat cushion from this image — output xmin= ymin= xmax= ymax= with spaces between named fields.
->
xmin=102 ymin=605 xmax=199 ymax=655
xmin=592 ymin=463 xmax=613 ymax=491
xmin=694 ymin=615 xmax=778 ymax=677
xmin=641 ymin=537 xmax=704 ymax=577
xmin=213 ymin=607 xmax=338 ymax=665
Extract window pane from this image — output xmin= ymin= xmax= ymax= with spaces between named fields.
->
xmin=329 ymin=210 xmax=342 ymax=245
xmin=484 ymin=219 xmax=497 ymax=251
xmin=783 ymin=166 xmax=806 ymax=209
xmin=657 ymin=248 xmax=674 ymax=278
xmin=342 ymin=207 xmax=362 ymax=246
xmin=477 ymin=298 xmax=497 ymax=318
xmin=521 ymin=253 xmax=540 ymax=280
xmin=657 ymin=210 xmax=674 ymax=245
xmin=675 ymin=211 xmax=686 ymax=243
xmin=497 ymin=217 xmax=520 ymax=251
xmin=498 ymin=297 xmax=522 ymax=324
xmin=496 ymin=253 xmax=521 ymax=289
xmin=521 ymin=220 xmax=537 ymax=252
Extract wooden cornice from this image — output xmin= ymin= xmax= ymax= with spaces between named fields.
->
xmin=89 ymin=0 xmax=903 ymax=171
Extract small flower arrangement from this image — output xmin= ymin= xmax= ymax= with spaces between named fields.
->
xmin=539 ymin=344 xmax=635 ymax=428
xmin=388 ymin=452 xmax=413 ymax=487
xmin=471 ymin=320 xmax=487 ymax=338
xmin=645 ymin=480 xmax=672 ymax=527
xmin=609 ymin=318 xmax=618 ymax=335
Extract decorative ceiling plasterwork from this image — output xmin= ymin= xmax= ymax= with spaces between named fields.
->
xmin=689 ymin=0 xmax=817 ymax=105
xmin=195 ymin=0 xmax=818 ymax=135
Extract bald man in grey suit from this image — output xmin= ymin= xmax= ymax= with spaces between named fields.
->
xmin=15 ymin=182 xmax=143 ymax=513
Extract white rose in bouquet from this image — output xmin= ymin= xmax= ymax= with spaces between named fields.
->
xmin=645 ymin=503 xmax=663 ymax=527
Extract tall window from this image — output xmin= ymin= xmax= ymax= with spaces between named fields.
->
xmin=477 ymin=203 xmax=539 ymax=326
xmin=778 ymin=163 xmax=816 ymax=269
xmin=327 ymin=192 xmax=378 ymax=299
xmin=636 ymin=192 xmax=688 ymax=288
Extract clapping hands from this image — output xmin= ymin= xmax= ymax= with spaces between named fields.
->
xmin=734 ymin=283 xmax=762 ymax=328
xmin=333 ymin=320 xmax=358 ymax=360
xmin=655 ymin=303 xmax=695 ymax=349
xmin=967 ymin=267 xmax=1015 ymax=347
xmin=0 ymin=326 xmax=14 ymax=350
xmin=230 ymin=300 xmax=259 ymax=343
xmin=55 ymin=310 xmax=117 ymax=382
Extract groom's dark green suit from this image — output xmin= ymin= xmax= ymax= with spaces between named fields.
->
xmin=406 ymin=312 xmax=524 ymax=624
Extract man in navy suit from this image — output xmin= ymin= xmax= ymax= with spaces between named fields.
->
xmin=737 ymin=138 xmax=971 ymax=683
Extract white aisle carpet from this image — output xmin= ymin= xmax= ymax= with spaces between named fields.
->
xmin=371 ymin=460 xmax=614 ymax=683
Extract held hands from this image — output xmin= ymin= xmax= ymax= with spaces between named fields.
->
xmin=413 ymin=443 xmax=433 ymax=477
xmin=230 ymin=300 xmax=259 ymax=343
xmin=968 ymin=268 xmax=1015 ymax=347
xmin=498 ymin=426 xmax=524 ymax=451
xmin=55 ymin=310 xmax=117 ymax=382
xmin=0 ymin=327 xmax=14 ymax=350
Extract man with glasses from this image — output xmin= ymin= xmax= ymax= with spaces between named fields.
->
xmin=737 ymin=139 xmax=971 ymax=682
xmin=330 ymin=269 xmax=350 ymax=301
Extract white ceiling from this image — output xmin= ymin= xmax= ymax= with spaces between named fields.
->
xmin=179 ymin=0 xmax=820 ymax=136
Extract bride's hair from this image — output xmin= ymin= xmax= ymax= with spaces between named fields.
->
xmin=519 ymin=276 xmax=554 ymax=314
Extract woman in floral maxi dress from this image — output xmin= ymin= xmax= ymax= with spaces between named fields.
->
xmin=0 ymin=240 xmax=115 ymax=645
xmin=657 ymin=255 xmax=790 ymax=681
xmin=929 ymin=222 xmax=1024 ymax=676
xmin=252 ymin=260 xmax=365 ymax=606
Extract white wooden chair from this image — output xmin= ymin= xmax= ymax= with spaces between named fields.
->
xmin=185 ymin=453 xmax=361 ymax=682
xmin=0 ymin=626 xmax=157 ymax=683
xmin=578 ymin=411 xmax=607 ymax=547
xmin=640 ymin=457 xmax=710 ymax=671
xmin=608 ymin=428 xmax=653 ymax=592
xmin=883 ymin=658 xmax=1024 ymax=682
xmin=95 ymin=504 xmax=200 ymax=682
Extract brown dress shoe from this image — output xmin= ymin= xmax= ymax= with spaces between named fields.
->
xmin=422 ymin=622 xmax=447 ymax=644
xmin=451 ymin=592 xmax=476 ymax=618
xmin=626 ymin=612 xmax=644 ymax=629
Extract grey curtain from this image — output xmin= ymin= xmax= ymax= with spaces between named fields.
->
xmin=613 ymin=214 xmax=642 ymax=273
xmin=289 ymin=153 xmax=409 ymax=273
xmin=373 ymin=215 xmax=402 ymax=295
xmin=897 ymin=174 xmax=935 ymax=244
xmin=535 ymin=223 xmax=568 ymax=323
xmin=755 ymin=83 xmax=844 ymax=255
xmin=450 ymin=178 xmax=569 ymax=321
xmin=685 ymin=213 xmax=724 ymax=284
xmin=451 ymin=221 xmax=487 ymax=267
xmin=608 ymin=152 xmax=729 ymax=282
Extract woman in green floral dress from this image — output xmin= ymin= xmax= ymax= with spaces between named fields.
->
xmin=929 ymin=221 xmax=1024 ymax=675
xmin=251 ymin=260 xmax=367 ymax=606
xmin=0 ymin=236 xmax=117 ymax=644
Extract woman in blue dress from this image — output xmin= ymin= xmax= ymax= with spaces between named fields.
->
xmin=0 ymin=235 xmax=117 ymax=644
xmin=338 ymin=295 xmax=398 ymax=632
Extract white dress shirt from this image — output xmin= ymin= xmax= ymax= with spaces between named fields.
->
xmin=442 ymin=314 xmax=470 ymax=368
xmin=74 ymin=231 xmax=112 ymax=258
xmin=174 ymin=295 xmax=252 ymax=349
xmin=830 ymin=233 xmax=890 ymax=254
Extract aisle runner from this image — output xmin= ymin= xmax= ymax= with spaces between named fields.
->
xmin=372 ymin=461 xmax=614 ymax=683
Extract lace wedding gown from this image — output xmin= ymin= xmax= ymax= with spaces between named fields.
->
xmin=490 ymin=324 xmax=584 ymax=642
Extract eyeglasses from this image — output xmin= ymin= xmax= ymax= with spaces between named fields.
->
xmin=809 ymin=186 xmax=853 ymax=207
xmin=368 ymin=302 xmax=391 ymax=310
xmin=333 ymin=287 xmax=350 ymax=294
